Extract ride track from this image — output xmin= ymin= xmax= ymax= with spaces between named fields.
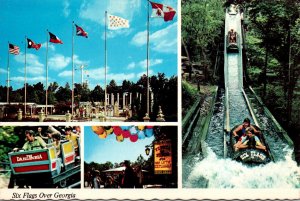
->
xmin=183 ymin=5 xmax=294 ymax=164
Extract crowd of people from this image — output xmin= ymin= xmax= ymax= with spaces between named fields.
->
xmin=14 ymin=126 xmax=80 ymax=154
xmin=86 ymin=160 xmax=144 ymax=189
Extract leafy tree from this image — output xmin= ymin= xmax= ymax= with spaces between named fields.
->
xmin=90 ymin=85 xmax=104 ymax=103
xmin=182 ymin=0 xmax=224 ymax=64
xmin=55 ymin=83 xmax=71 ymax=103
xmin=0 ymin=126 xmax=19 ymax=162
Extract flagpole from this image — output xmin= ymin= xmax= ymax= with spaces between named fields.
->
xmin=104 ymin=11 xmax=107 ymax=116
xmin=146 ymin=1 xmax=150 ymax=117
xmin=46 ymin=30 xmax=49 ymax=116
xmin=72 ymin=21 xmax=75 ymax=119
xmin=7 ymin=42 xmax=10 ymax=104
xmin=24 ymin=36 xmax=27 ymax=117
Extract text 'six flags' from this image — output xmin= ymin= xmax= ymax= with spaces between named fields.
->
xmin=150 ymin=1 xmax=176 ymax=22
xmin=108 ymin=14 xmax=129 ymax=30
xmin=9 ymin=43 xmax=20 ymax=55
xmin=75 ymin=24 xmax=88 ymax=38
xmin=48 ymin=31 xmax=63 ymax=44
xmin=27 ymin=38 xmax=41 ymax=50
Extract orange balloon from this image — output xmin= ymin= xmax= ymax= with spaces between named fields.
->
xmin=92 ymin=126 xmax=105 ymax=135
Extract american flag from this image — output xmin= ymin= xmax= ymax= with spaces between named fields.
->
xmin=108 ymin=14 xmax=129 ymax=30
xmin=9 ymin=43 xmax=20 ymax=55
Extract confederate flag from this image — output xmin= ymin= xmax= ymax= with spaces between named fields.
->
xmin=48 ymin=32 xmax=63 ymax=44
xmin=75 ymin=24 xmax=88 ymax=38
xmin=150 ymin=1 xmax=176 ymax=22
xmin=27 ymin=38 xmax=41 ymax=50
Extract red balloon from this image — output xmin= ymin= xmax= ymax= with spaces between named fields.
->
xmin=146 ymin=126 xmax=154 ymax=129
xmin=130 ymin=134 xmax=138 ymax=142
xmin=122 ymin=130 xmax=131 ymax=138
xmin=113 ymin=126 xmax=123 ymax=136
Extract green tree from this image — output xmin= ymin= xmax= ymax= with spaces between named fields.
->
xmin=90 ymin=85 xmax=104 ymax=102
xmin=0 ymin=126 xmax=19 ymax=162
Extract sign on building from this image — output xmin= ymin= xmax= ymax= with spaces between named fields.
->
xmin=154 ymin=139 xmax=172 ymax=174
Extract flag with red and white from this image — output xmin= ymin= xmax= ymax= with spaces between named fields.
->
xmin=108 ymin=14 xmax=129 ymax=30
xmin=150 ymin=1 xmax=176 ymax=22
xmin=75 ymin=24 xmax=88 ymax=38
xmin=27 ymin=38 xmax=42 ymax=50
xmin=9 ymin=43 xmax=20 ymax=55
xmin=49 ymin=32 xmax=63 ymax=44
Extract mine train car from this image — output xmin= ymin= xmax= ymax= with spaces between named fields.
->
xmin=226 ymin=31 xmax=239 ymax=53
xmin=8 ymin=139 xmax=80 ymax=188
xmin=230 ymin=125 xmax=272 ymax=164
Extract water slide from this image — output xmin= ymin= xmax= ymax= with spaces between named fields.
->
xmin=182 ymin=5 xmax=299 ymax=188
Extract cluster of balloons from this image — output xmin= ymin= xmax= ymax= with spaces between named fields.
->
xmin=91 ymin=126 xmax=154 ymax=142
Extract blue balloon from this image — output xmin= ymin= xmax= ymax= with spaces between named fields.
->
xmin=145 ymin=128 xmax=153 ymax=137
xmin=129 ymin=126 xmax=138 ymax=135
xmin=137 ymin=130 xmax=145 ymax=139
xmin=120 ymin=126 xmax=130 ymax=130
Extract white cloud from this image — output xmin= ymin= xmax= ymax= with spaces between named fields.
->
xmin=137 ymin=70 xmax=154 ymax=78
xmin=131 ymin=31 xmax=147 ymax=46
xmin=63 ymin=0 xmax=70 ymax=17
xmin=85 ymin=68 xmax=106 ymax=80
xmin=79 ymin=0 xmax=141 ymax=25
xmin=73 ymin=55 xmax=89 ymax=66
xmin=107 ymin=73 xmax=135 ymax=84
xmin=15 ymin=53 xmax=44 ymax=75
xmin=41 ymin=42 xmax=56 ymax=51
xmin=58 ymin=70 xmax=72 ymax=77
xmin=138 ymin=59 xmax=163 ymax=69
xmin=48 ymin=54 xmax=71 ymax=70
xmin=11 ymin=76 xmax=46 ymax=82
xmin=131 ymin=22 xmax=177 ymax=54
xmin=0 ymin=68 xmax=7 ymax=74
xmin=86 ymin=67 xmax=135 ymax=85
xmin=126 ymin=59 xmax=163 ymax=70
xmin=105 ymin=29 xmax=132 ymax=39
xmin=127 ymin=62 xmax=136 ymax=69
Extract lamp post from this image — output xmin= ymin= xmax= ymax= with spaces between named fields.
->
xmin=145 ymin=145 xmax=151 ymax=156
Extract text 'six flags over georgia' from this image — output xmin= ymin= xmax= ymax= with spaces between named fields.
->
xmin=27 ymin=38 xmax=41 ymax=50
xmin=150 ymin=1 xmax=176 ymax=22
xmin=9 ymin=43 xmax=20 ymax=55
xmin=75 ymin=24 xmax=88 ymax=38
xmin=108 ymin=14 xmax=129 ymax=30
xmin=48 ymin=31 xmax=63 ymax=44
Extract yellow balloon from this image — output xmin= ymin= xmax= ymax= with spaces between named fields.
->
xmin=106 ymin=127 xmax=114 ymax=135
xmin=98 ymin=131 xmax=107 ymax=139
xmin=116 ymin=135 xmax=124 ymax=142
xmin=138 ymin=126 xmax=145 ymax=131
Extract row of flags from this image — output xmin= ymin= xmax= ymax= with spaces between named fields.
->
xmin=8 ymin=1 xmax=176 ymax=55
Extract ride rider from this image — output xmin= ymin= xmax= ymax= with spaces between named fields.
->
xmin=20 ymin=130 xmax=47 ymax=151
xmin=234 ymin=127 xmax=266 ymax=152
xmin=232 ymin=118 xmax=261 ymax=142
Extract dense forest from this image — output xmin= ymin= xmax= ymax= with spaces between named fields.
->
xmin=182 ymin=0 xmax=300 ymax=162
xmin=0 ymin=73 xmax=177 ymax=121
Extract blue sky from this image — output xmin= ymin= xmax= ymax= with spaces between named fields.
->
xmin=0 ymin=0 xmax=178 ymax=90
xmin=84 ymin=126 xmax=154 ymax=164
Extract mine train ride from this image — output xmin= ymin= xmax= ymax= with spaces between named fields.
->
xmin=230 ymin=125 xmax=272 ymax=164
xmin=8 ymin=138 xmax=80 ymax=188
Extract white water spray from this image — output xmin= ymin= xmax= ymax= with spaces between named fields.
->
xmin=185 ymin=147 xmax=300 ymax=188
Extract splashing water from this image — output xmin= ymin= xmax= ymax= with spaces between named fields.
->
xmin=184 ymin=147 xmax=300 ymax=188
